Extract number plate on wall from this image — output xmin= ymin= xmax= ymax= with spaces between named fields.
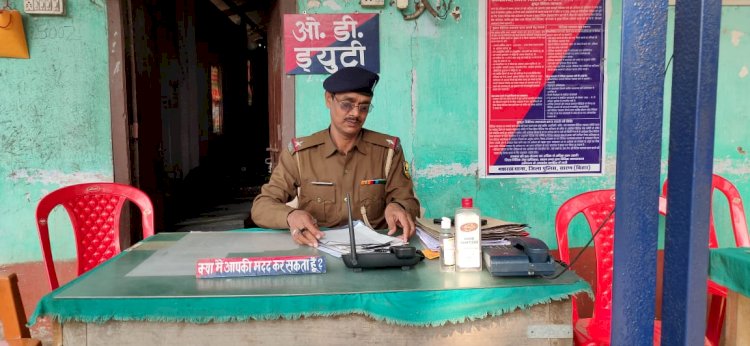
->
xmin=24 ymin=0 xmax=65 ymax=15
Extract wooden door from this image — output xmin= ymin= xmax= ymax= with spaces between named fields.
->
xmin=266 ymin=0 xmax=296 ymax=168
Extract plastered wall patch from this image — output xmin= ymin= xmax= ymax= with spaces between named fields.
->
xmin=731 ymin=30 xmax=745 ymax=47
xmin=713 ymin=158 xmax=750 ymax=175
xmin=323 ymin=0 xmax=342 ymax=10
xmin=8 ymin=169 xmax=111 ymax=186
xmin=416 ymin=163 xmax=478 ymax=179
xmin=307 ymin=0 xmax=321 ymax=9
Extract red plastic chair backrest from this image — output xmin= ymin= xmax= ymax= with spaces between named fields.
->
xmin=35 ymin=183 xmax=154 ymax=290
xmin=554 ymin=189 xmax=668 ymax=338
xmin=555 ymin=189 xmax=615 ymax=332
xmin=662 ymin=174 xmax=749 ymax=248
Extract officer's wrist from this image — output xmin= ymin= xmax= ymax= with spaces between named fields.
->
xmin=387 ymin=202 xmax=406 ymax=211
xmin=285 ymin=208 xmax=299 ymax=226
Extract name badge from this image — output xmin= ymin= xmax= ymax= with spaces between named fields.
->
xmin=312 ymin=181 xmax=334 ymax=186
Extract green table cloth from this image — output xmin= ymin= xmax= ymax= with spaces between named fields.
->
xmin=31 ymin=230 xmax=590 ymax=327
xmin=709 ymin=247 xmax=750 ymax=297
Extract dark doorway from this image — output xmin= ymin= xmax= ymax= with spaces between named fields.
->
xmin=165 ymin=1 xmax=272 ymax=232
xmin=113 ymin=0 xmax=279 ymax=235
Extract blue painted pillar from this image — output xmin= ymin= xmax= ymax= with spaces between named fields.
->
xmin=662 ymin=0 xmax=722 ymax=343
xmin=611 ymin=0 xmax=668 ymax=344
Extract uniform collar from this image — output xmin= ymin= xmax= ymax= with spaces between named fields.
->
xmin=323 ymin=128 xmax=368 ymax=157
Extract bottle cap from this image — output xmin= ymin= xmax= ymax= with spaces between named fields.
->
xmin=441 ymin=217 xmax=451 ymax=229
xmin=461 ymin=198 xmax=473 ymax=208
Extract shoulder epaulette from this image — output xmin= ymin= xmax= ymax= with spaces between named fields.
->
xmin=287 ymin=130 xmax=327 ymax=153
xmin=362 ymin=130 xmax=400 ymax=151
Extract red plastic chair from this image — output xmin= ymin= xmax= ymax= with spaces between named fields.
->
xmin=555 ymin=189 xmax=665 ymax=345
xmin=662 ymin=174 xmax=749 ymax=345
xmin=36 ymin=183 xmax=155 ymax=290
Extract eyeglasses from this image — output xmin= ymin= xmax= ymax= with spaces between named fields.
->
xmin=332 ymin=96 xmax=374 ymax=114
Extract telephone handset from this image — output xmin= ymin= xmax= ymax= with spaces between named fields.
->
xmin=483 ymin=236 xmax=556 ymax=276
xmin=510 ymin=237 xmax=551 ymax=264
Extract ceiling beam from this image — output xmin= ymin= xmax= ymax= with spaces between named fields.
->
xmin=212 ymin=0 xmax=264 ymax=37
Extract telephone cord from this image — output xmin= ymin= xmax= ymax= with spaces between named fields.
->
xmin=543 ymin=208 xmax=615 ymax=280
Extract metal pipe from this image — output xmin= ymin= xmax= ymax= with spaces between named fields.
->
xmin=662 ymin=0 xmax=722 ymax=342
xmin=612 ymin=0 xmax=669 ymax=344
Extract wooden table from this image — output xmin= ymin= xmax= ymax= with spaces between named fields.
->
xmin=709 ymin=247 xmax=750 ymax=345
xmin=31 ymin=231 xmax=589 ymax=345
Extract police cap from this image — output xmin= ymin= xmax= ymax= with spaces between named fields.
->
xmin=323 ymin=66 xmax=379 ymax=96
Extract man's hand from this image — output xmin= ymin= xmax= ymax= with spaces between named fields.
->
xmin=384 ymin=203 xmax=415 ymax=242
xmin=287 ymin=210 xmax=324 ymax=247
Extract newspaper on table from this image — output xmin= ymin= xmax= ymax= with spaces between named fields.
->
xmin=415 ymin=216 xmax=529 ymax=247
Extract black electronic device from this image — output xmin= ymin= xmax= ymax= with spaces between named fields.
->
xmin=340 ymin=193 xmax=424 ymax=271
xmin=483 ymin=237 xmax=556 ymax=277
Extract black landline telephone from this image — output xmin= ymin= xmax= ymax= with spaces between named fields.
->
xmin=482 ymin=236 xmax=556 ymax=277
xmin=341 ymin=193 xmax=424 ymax=271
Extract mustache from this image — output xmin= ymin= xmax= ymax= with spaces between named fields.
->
xmin=344 ymin=116 xmax=360 ymax=122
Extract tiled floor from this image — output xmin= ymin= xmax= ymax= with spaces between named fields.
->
xmin=172 ymin=196 xmax=254 ymax=232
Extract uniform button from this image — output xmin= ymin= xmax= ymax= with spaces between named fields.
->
xmin=316 ymin=197 xmax=322 ymax=203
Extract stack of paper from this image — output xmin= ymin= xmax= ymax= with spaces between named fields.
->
xmin=415 ymin=216 xmax=529 ymax=248
xmin=416 ymin=228 xmax=441 ymax=251
xmin=316 ymin=221 xmax=406 ymax=258
xmin=481 ymin=222 xmax=530 ymax=241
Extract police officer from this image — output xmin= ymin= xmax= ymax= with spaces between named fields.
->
xmin=251 ymin=66 xmax=420 ymax=247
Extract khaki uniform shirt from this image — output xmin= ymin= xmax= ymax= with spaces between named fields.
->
xmin=251 ymin=128 xmax=420 ymax=229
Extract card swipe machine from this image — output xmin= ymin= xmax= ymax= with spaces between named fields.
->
xmin=483 ymin=237 xmax=555 ymax=276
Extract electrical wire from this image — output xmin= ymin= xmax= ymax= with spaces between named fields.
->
xmin=544 ymin=208 xmax=615 ymax=280
xmin=664 ymin=54 xmax=674 ymax=76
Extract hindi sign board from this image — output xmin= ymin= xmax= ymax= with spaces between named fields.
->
xmin=196 ymin=256 xmax=327 ymax=278
xmin=284 ymin=13 xmax=380 ymax=75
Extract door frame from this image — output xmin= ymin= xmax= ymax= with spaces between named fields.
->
xmin=266 ymin=0 xmax=296 ymax=167
xmin=107 ymin=0 xmax=294 ymax=241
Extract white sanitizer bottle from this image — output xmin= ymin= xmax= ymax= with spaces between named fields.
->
xmin=454 ymin=197 xmax=482 ymax=272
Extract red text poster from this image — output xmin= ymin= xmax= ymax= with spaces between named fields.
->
xmin=483 ymin=0 xmax=605 ymax=177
